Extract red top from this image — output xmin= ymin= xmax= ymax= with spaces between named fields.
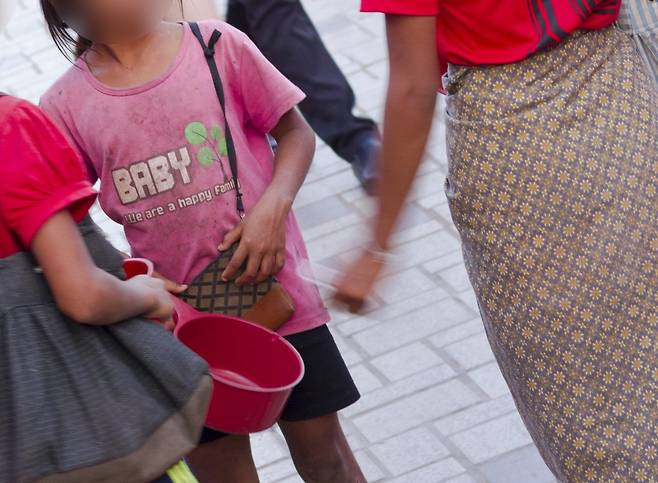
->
xmin=361 ymin=0 xmax=620 ymax=78
xmin=0 ymin=96 xmax=96 ymax=258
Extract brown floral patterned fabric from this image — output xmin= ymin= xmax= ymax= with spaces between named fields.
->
xmin=444 ymin=27 xmax=658 ymax=482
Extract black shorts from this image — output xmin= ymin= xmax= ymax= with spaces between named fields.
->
xmin=200 ymin=324 xmax=360 ymax=444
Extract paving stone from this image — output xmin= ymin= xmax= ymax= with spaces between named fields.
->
xmin=342 ymin=366 xmax=457 ymax=418
xmin=305 ymin=222 xmax=369 ymax=261
xmin=434 ymin=395 xmax=517 ymax=436
xmin=277 ymin=475 xmax=304 ymax=483
xmin=408 ymin=172 xmax=448 ymax=202
xmin=343 ymin=37 xmax=388 ymax=66
xmin=350 ymin=364 xmax=384 ymax=394
xmin=391 ymin=457 xmax=466 ymax=483
xmin=395 ymin=203 xmax=435 ymax=232
xmin=338 ymin=285 xmax=449 ymax=335
xmin=328 ymin=326 xmax=363 ymax=367
xmin=371 ymin=427 xmax=450 ymax=476
xmin=353 ymin=379 xmax=481 ymax=442
xmin=429 ymin=319 xmax=484 ymax=349
xmin=353 ymin=298 xmax=474 ymax=356
xmin=418 ymin=192 xmax=447 ymax=210
xmin=295 ymin=169 xmax=362 ymax=207
xmin=251 ymin=430 xmax=288 ymax=468
xmin=392 ymin=231 xmax=464 ymax=270
xmin=423 ymin=250 xmax=463 ymax=274
xmin=444 ymin=474 xmax=478 ymax=483
xmin=467 ymin=362 xmax=510 ymax=399
xmin=374 ymin=268 xmax=437 ymax=305
xmin=295 ymin=196 xmax=352 ymax=230
xmin=458 ymin=289 xmax=481 ymax=314
xmin=365 ymin=58 xmax=389 ymax=80
xmin=443 ymin=332 xmax=496 ymax=370
xmin=301 ymin=212 xmax=361 ymax=242
xmin=258 ymin=458 xmax=298 ymax=482
xmin=439 ymin=263 xmax=474 ymax=293
xmin=336 ymin=314 xmax=381 ymax=337
xmin=372 ymin=342 xmax=443 ymax=382
xmin=479 ymin=445 xmax=557 ymax=483
xmin=345 ymin=430 xmax=368 ymax=452
xmin=449 ymin=412 xmax=534 ymax=464
xmin=354 ymin=450 xmax=388 ymax=482
xmin=433 ymin=201 xmax=455 ymax=223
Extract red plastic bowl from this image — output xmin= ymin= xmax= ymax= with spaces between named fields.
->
xmin=175 ymin=315 xmax=305 ymax=434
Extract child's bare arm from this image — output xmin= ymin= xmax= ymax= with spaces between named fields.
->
xmin=267 ymin=108 xmax=316 ymax=207
xmin=32 ymin=211 xmax=174 ymax=325
xmin=220 ymin=108 xmax=315 ymax=284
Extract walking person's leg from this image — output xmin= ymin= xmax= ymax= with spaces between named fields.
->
xmin=226 ymin=0 xmax=380 ymax=192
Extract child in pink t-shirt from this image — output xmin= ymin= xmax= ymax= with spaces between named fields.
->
xmin=39 ymin=0 xmax=363 ymax=481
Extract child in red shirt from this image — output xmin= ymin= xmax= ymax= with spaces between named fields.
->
xmin=0 ymin=94 xmax=209 ymax=482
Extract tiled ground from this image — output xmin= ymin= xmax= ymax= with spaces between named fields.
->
xmin=0 ymin=1 xmax=557 ymax=481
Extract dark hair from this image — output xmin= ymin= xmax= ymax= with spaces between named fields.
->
xmin=40 ymin=0 xmax=184 ymax=61
xmin=40 ymin=0 xmax=92 ymax=60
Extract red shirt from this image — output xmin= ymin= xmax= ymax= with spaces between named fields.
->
xmin=361 ymin=0 xmax=621 ymax=77
xmin=0 ymin=96 xmax=96 ymax=257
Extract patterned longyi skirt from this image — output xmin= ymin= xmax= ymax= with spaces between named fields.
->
xmin=444 ymin=27 xmax=658 ymax=482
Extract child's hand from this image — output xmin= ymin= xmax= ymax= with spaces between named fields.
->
xmin=151 ymin=271 xmax=188 ymax=294
xmin=126 ymin=275 xmax=176 ymax=329
xmin=219 ymin=192 xmax=290 ymax=285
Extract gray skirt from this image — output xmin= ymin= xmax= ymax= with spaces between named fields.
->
xmin=444 ymin=28 xmax=658 ymax=482
xmin=0 ymin=219 xmax=211 ymax=483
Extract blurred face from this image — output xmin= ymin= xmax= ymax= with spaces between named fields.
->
xmin=51 ymin=0 xmax=172 ymax=43
xmin=0 ymin=0 xmax=15 ymax=33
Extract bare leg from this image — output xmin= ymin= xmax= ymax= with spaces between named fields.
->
xmin=186 ymin=435 xmax=260 ymax=483
xmin=279 ymin=414 xmax=365 ymax=483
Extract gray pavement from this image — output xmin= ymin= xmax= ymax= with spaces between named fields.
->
xmin=0 ymin=1 xmax=556 ymax=481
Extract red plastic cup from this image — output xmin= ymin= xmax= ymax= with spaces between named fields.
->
xmin=122 ymin=258 xmax=305 ymax=434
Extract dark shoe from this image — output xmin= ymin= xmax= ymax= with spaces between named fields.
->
xmin=350 ymin=132 xmax=381 ymax=196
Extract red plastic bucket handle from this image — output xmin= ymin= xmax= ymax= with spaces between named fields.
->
xmin=122 ymin=258 xmax=202 ymax=326
xmin=123 ymin=258 xmax=154 ymax=278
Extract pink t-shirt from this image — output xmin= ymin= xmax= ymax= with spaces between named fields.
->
xmin=41 ymin=21 xmax=329 ymax=336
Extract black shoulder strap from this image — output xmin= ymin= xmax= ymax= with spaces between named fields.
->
xmin=189 ymin=22 xmax=245 ymax=218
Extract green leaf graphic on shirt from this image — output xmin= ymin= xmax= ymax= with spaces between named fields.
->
xmin=197 ymin=147 xmax=215 ymax=167
xmin=218 ymin=138 xmax=228 ymax=156
xmin=185 ymin=122 xmax=208 ymax=145
xmin=185 ymin=121 xmax=229 ymax=175
xmin=211 ymin=126 xmax=222 ymax=141
xmin=211 ymin=126 xmax=228 ymax=156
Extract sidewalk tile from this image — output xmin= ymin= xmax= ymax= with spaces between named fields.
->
xmin=371 ymin=427 xmax=450 ymax=476
xmin=353 ymin=379 xmax=481 ymax=442
xmin=449 ymin=413 xmax=533 ymax=464
xmin=372 ymin=342 xmax=443 ymax=382
xmin=391 ymin=458 xmax=465 ymax=483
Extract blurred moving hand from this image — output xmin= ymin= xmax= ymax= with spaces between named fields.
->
xmin=334 ymin=250 xmax=386 ymax=313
